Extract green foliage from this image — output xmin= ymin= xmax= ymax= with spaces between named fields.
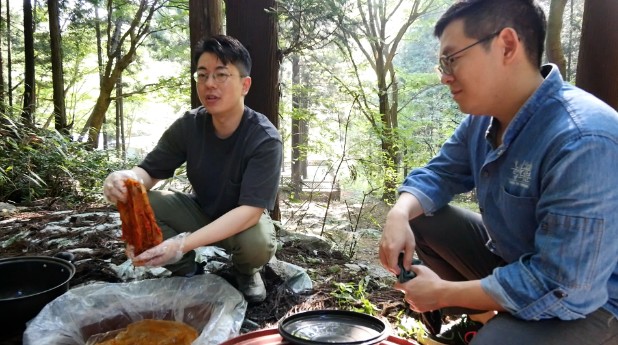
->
xmin=394 ymin=311 xmax=428 ymax=341
xmin=396 ymin=72 xmax=465 ymax=173
xmin=0 ymin=116 xmax=133 ymax=205
xmin=330 ymin=276 xmax=380 ymax=315
xmin=275 ymin=0 xmax=349 ymax=54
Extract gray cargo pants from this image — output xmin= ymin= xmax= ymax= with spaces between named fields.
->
xmin=147 ymin=190 xmax=277 ymax=277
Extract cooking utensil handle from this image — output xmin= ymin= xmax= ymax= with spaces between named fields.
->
xmin=54 ymin=251 xmax=75 ymax=263
xmin=397 ymin=252 xmax=420 ymax=283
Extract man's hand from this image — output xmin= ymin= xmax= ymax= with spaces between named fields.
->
xmin=394 ymin=264 xmax=444 ymax=312
xmin=133 ymin=232 xmax=189 ymax=267
xmin=379 ymin=208 xmax=416 ymax=276
xmin=379 ymin=193 xmax=423 ymax=275
xmin=103 ymin=170 xmax=140 ymax=204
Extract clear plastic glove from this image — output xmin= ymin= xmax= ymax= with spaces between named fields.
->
xmin=103 ymin=170 xmax=140 ymax=204
xmin=124 ymin=244 xmax=141 ymax=265
xmin=132 ymin=232 xmax=189 ymax=267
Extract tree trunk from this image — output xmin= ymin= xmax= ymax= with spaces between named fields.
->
xmin=576 ymin=0 xmax=618 ymax=111
xmin=291 ymin=54 xmax=303 ymax=197
xmin=546 ymin=0 xmax=568 ymax=76
xmin=82 ymin=0 xmax=165 ymax=148
xmin=565 ymin=0 xmax=576 ymax=81
xmin=226 ymin=0 xmax=280 ymax=128
xmin=87 ymin=77 xmax=116 ymax=146
xmin=6 ymin=0 xmax=12 ymax=109
xmin=112 ymin=22 xmax=122 ymax=153
xmin=0 ymin=0 xmax=5 ymax=117
xmin=340 ymin=0 xmax=425 ymax=202
xmin=300 ymin=67 xmax=309 ymax=179
xmin=189 ymin=0 xmax=223 ymax=108
xmin=48 ymin=0 xmax=69 ymax=135
xmin=115 ymin=58 xmax=125 ymax=158
xmin=95 ymin=4 xmax=104 ymax=79
xmin=21 ymin=0 xmax=35 ymax=126
xmin=226 ymin=0 xmax=281 ymax=220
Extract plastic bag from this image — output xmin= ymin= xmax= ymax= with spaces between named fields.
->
xmin=267 ymin=256 xmax=312 ymax=293
xmin=23 ymin=274 xmax=247 ymax=345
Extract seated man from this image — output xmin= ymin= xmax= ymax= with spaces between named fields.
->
xmin=379 ymin=0 xmax=618 ymax=344
xmin=104 ymin=35 xmax=282 ymax=304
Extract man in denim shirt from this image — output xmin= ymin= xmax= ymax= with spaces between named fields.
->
xmin=379 ymin=0 xmax=618 ymax=344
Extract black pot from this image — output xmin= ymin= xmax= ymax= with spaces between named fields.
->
xmin=278 ymin=310 xmax=389 ymax=345
xmin=0 ymin=255 xmax=75 ymax=338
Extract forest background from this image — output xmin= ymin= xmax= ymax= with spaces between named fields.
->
xmin=0 ymin=0 xmax=616 ymax=211
xmin=0 ymin=0 xmax=617 ymax=342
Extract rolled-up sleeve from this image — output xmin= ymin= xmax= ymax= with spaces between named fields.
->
xmin=398 ymin=116 xmax=477 ymax=214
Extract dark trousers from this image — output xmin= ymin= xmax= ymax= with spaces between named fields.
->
xmin=410 ymin=205 xmax=618 ymax=344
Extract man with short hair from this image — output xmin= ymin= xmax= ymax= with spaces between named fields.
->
xmin=104 ymin=35 xmax=282 ymax=304
xmin=379 ymin=0 xmax=618 ymax=344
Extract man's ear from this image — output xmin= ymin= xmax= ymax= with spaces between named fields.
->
xmin=498 ymin=27 xmax=520 ymax=63
xmin=242 ymin=76 xmax=252 ymax=96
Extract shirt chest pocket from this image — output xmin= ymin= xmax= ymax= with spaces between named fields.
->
xmin=495 ymin=187 xmax=538 ymax=249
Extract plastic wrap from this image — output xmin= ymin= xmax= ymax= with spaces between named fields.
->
xmin=267 ymin=257 xmax=312 ymax=293
xmin=23 ymin=274 xmax=247 ymax=345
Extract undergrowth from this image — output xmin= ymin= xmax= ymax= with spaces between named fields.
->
xmin=0 ymin=116 xmax=135 ymax=206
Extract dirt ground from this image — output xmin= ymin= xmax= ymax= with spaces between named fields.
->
xmin=0 ymin=197 xmax=416 ymax=344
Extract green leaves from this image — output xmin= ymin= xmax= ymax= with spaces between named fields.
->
xmin=331 ymin=275 xmax=380 ymax=315
xmin=0 ymin=117 xmax=134 ymax=205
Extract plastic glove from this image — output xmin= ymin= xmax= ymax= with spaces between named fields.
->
xmin=132 ymin=232 xmax=189 ymax=267
xmin=124 ymin=244 xmax=141 ymax=265
xmin=103 ymin=170 xmax=140 ymax=204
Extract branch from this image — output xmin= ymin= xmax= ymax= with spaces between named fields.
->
xmin=320 ymin=96 xmax=357 ymax=236
xmin=330 ymin=39 xmax=378 ymax=128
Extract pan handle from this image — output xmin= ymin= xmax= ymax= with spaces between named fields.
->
xmin=54 ymin=251 xmax=76 ymax=263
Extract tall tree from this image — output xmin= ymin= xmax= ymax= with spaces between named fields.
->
xmin=546 ymin=0 xmax=568 ymax=75
xmin=5 ymin=0 xmax=12 ymax=110
xmin=337 ymin=0 xmax=434 ymax=201
xmin=226 ymin=0 xmax=281 ymax=218
xmin=290 ymin=54 xmax=306 ymax=197
xmin=21 ymin=0 xmax=35 ymax=125
xmin=189 ymin=0 xmax=223 ymax=108
xmin=48 ymin=0 xmax=69 ymax=135
xmin=94 ymin=2 xmax=104 ymax=78
xmin=226 ymin=0 xmax=279 ymax=128
xmin=576 ymin=0 xmax=618 ymax=111
xmin=277 ymin=0 xmax=345 ymax=195
xmin=112 ymin=24 xmax=125 ymax=157
xmin=81 ymin=0 xmax=169 ymax=148
xmin=0 ymin=0 xmax=5 ymax=117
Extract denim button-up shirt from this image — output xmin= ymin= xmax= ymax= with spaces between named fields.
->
xmin=399 ymin=64 xmax=618 ymax=321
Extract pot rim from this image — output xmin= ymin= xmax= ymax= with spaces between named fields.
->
xmin=220 ymin=328 xmax=413 ymax=345
xmin=0 ymin=255 xmax=75 ymax=302
xmin=278 ymin=309 xmax=389 ymax=345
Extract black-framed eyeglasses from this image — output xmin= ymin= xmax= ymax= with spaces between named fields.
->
xmin=193 ymin=71 xmax=243 ymax=84
xmin=438 ymin=29 xmax=502 ymax=76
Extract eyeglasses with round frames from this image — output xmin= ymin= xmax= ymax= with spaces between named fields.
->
xmin=438 ymin=29 xmax=503 ymax=76
xmin=193 ymin=71 xmax=245 ymax=84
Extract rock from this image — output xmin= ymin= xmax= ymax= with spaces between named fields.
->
xmin=366 ymin=264 xmax=393 ymax=280
xmin=278 ymin=230 xmax=333 ymax=252
xmin=344 ymin=263 xmax=362 ymax=272
xmin=358 ymin=228 xmax=382 ymax=239
xmin=327 ymin=265 xmax=341 ymax=274
xmin=0 ymin=202 xmax=18 ymax=215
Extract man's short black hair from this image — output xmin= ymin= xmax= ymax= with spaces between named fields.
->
xmin=193 ymin=35 xmax=252 ymax=76
xmin=434 ymin=0 xmax=546 ymax=68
